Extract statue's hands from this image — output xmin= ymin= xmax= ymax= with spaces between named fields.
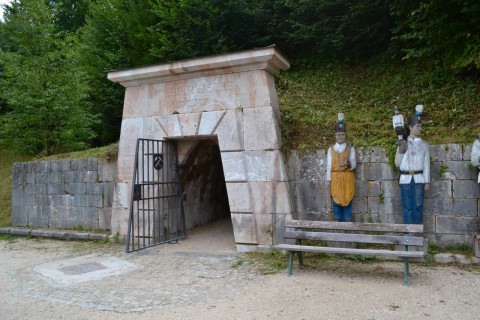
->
xmin=397 ymin=139 xmax=407 ymax=154
xmin=424 ymin=183 xmax=430 ymax=192
xmin=346 ymin=160 xmax=351 ymax=169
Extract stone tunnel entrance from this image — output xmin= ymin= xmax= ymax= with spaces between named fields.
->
xmin=178 ymin=138 xmax=231 ymax=230
xmin=108 ymin=47 xmax=293 ymax=252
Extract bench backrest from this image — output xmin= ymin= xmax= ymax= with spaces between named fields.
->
xmin=285 ymin=220 xmax=423 ymax=233
xmin=284 ymin=220 xmax=425 ymax=247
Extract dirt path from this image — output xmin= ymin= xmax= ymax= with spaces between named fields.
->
xmin=1 ymin=218 xmax=479 ymax=320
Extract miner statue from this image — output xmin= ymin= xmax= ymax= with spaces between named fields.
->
xmin=394 ymin=105 xmax=430 ymax=224
xmin=326 ymin=113 xmax=357 ymax=222
xmin=470 ymin=133 xmax=480 ymax=193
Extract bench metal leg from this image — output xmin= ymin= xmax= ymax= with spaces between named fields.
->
xmin=404 ymin=258 xmax=409 ymax=287
xmin=298 ymin=251 xmax=303 ymax=266
xmin=288 ymin=252 xmax=294 ymax=277
xmin=296 ymin=239 xmax=304 ymax=267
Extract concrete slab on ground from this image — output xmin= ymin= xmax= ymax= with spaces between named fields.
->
xmin=33 ymin=254 xmax=138 ymax=285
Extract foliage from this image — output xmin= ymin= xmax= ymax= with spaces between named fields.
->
xmin=39 ymin=142 xmax=119 ymax=161
xmin=427 ymin=243 xmax=474 ymax=262
xmin=0 ymin=234 xmax=16 ymax=241
xmin=244 ymin=250 xmax=288 ymax=275
xmin=265 ymin=0 xmax=397 ymax=64
xmin=439 ymin=163 xmax=449 ymax=177
xmin=77 ymin=0 xmax=158 ymax=146
xmin=50 ymin=0 xmax=90 ymax=33
xmin=0 ymin=0 xmax=97 ymax=155
xmin=149 ymin=0 xmax=267 ymax=61
xmin=1 ymin=0 xmax=480 ymax=154
xmin=0 ymin=150 xmax=30 ymax=227
xmin=392 ymin=0 xmax=480 ymax=72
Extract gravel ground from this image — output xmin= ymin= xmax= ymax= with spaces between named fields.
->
xmin=1 ymin=218 xmax=479 ymax=320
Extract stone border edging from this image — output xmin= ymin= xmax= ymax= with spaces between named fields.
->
xmin=0 ymin=227 xmax=478 ymax=264
xmin=0 ymin=227 xmax=125 ymax=243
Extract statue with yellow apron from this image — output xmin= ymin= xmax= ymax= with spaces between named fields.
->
xmin=326 ymin=113 xmax=356 ymax=222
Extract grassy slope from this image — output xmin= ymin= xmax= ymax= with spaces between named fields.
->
xmin=0 ymin=152 xmax=30 ymax=227
xmin=278 ymin=62 xmax=480 ymax=152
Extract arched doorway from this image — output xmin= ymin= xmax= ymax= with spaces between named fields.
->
xmin=178 ymin=138 xmax=231 ymax=229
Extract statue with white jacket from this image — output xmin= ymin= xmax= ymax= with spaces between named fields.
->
xmin=471 ymin=133 xmax=480 ymax=193
xmin=394 ymin=105 xmax=430 ymax=224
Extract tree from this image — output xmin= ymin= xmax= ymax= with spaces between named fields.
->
xmin=50 ymin=0 xmax=90 ymax=33
xmin=0 ymin=0 xmax=97 ymax=155
xmin=78 ymin=0 xmax=159 ymax=146
xmin=392 ymin=0 xmax=480 ymax=72
xmin=149 ymin=0 xmax=268 ymax=61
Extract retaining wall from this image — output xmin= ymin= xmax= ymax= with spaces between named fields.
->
xmin=10 ymin=143 xmax=480 ymax=248
xmin=287 ymin=144 xmax=480 ymax=248
xmin=11 ymin=158 xmax=116 ymax=231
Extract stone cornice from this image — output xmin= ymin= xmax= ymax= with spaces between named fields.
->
xmin=107 ymin=46 xmax=290 ymax=87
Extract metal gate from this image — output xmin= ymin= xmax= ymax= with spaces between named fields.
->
xmin=126 ymin=138 xmax=186 ymax=253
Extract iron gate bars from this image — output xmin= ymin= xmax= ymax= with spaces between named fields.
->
xmin=126 ymin=138 xmax=186 ymax=253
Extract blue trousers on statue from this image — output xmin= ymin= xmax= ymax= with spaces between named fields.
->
xmin=332 ymin=200 xmax=352 ymax=222
xmin=400 ymin=179 xmax=425 ymax=224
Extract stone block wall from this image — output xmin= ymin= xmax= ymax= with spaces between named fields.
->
xmin=11 ymin=159 xmax=116 ymax=231
xmin=10 ymin=143 xmax=480 ymax=248
xmin=287 ymin=144 xmax=480 ymax=248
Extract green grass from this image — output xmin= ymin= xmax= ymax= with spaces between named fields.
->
xmin=428 ymin=243 xmax=473 ymax=256
xmin=38 ymin=142 xmax=118 ymax=161
xmin=0 ymin=234 xmax=16 ymax=241
xmin=0 ymin=151 xmax=30 ymax=227
xmin=277 ymin=61 xmax=480 ymax=153
xmin=244 ymin=249 xmax=289 ymax=275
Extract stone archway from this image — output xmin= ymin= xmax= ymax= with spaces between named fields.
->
xmin=108 ymin=46 xmax=292 ymax=252
xmin=177 ymin=137 xmax=231 ymax=229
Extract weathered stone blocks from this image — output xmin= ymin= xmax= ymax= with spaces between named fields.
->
xmin=286 ymin=144 xmax=480 ymax=248
xmin=11 ymin=158 xmax=116 ymax=231
xmin=225 ymin=182 xmax=252 ymax=212
xmin=436 ymin=216 xmax=480 ymax=234
xmin=221 ymin=152 xmax=247 ymax=182
xmin=123 ymin=85 xmax=149 ymax=119
xmin=215 ymin=110 xmax=244 ymax=151
xmin=430 ymin=144 xmax=463 ymax=161
xmin=118 ymin=118 xmax=144 ymax=157
xmin=453 ymin=180 xmax=479 ymax=198
xmin=230 ymin=213 xmax=257 ymax=244
xmin=243 ymin=107 xmax=281 ymax=151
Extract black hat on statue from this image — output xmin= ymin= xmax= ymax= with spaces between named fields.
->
xmin=408 ymin=104 xmax=423 ymax=126
xmin=408 ymin=115 xmax=421 ymax=126
xmin=335 ymin=113 xmax=346 ymax=132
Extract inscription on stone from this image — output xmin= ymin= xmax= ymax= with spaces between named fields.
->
xmin=165 ymin=75 xmax=236 ymax=112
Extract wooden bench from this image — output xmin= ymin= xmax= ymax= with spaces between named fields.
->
xmin=276 ymin=220 xmax=428 ymax=286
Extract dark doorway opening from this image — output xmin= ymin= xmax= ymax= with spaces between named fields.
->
xmin=178 ymin=138 xmax=232 ymax=236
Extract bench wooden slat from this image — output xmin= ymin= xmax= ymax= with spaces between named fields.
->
xmin=279 ymin=219 xmax=428 ymax=286
xmin=276 ymin=244 xmax=426 ymax=258
xmin=285 ymin=220 xmax=424 ymax=233
xmin=284 ymin=230 xmax=424 ymax=246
